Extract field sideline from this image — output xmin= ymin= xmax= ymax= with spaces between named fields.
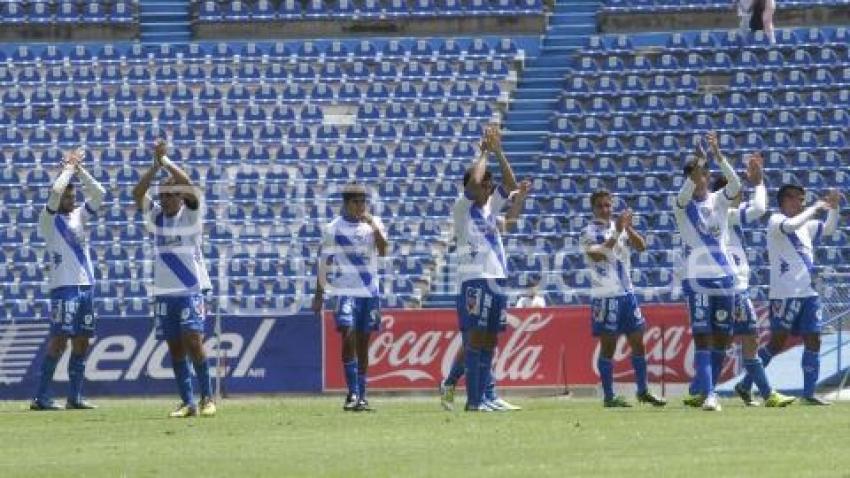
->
xmin=0 ymin=396 xmax=848 ymax=478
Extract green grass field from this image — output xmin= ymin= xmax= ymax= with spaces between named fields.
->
xmin=1 ymin=396 xmax=848 ymax=478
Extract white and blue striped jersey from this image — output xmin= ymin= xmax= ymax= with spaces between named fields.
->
xmin=453 ymin=185 xmax=510 ymax=287
xmin=767 ymin=213 xmax=823 ymax=299
xmin=674 ymin=190 xmax=736 ymax=288
xmin=147 ymin=200 xmax=212 ymax=297
xmin=39 ymin=203 xmax=97 ymax=290
xmin=580 ymin=220 xmax=633 ymax=298
xmin=320 ymin=215 xmax=386 ymax=298
xmin=727 ymin=184 xmax=767 ymax=292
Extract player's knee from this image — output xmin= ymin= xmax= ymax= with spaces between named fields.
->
xmin=803 ymin=334 xmax=821 ymax=352
xmin=692 ymin=334 xmax=711 ymax=349
xmin=48 ymin=337 xmax=68 ymax=357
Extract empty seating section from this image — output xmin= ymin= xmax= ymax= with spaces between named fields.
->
xmin=602 ymin=0 xmax=850 ymax=13
xmin=525 ymin=26 xmax=850 ymax=305
xmin=0 ymin=37 xmax=525 ymax=318
xmin=195 ymin=0 xmax=543 ymax=22
xmin=0 ymin=1 xmax=136 ymax=25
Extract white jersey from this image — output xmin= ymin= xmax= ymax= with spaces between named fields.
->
xmin=320 ymin=215 xmax=386 ymax=298
xmin=453 ymin=185 xmax=510 ymax=287
xmin=147 ymin=199 xmax=212 ymax=297
xmin=727 ymin=185 xmax=767 ymax=292
xmin=580 ymin=220 xmax=633 ymax=298
xmin=39 ymin=203 xmax=97 ymax=290
xmin=767 ymin=212 xmax=823 ymax=299
xmin=674 ymin=190 xmax=736 ymax=289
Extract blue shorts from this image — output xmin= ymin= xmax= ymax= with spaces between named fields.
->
xmin=457 ymin=279 xmax=508 ymax=333
xmin=732 ymin=291 xmax=758 ymax=336
xmin=50 ymin=286 xmax=95 ymax=337
xmin=685 ymin=290 xmax=735 ymax=335
xmin=334 ymin=296 xmax=381 ymax=332
xmin=154 ymin=294 xmax=206 ymax=341
xmin=770 ymin=296 xmax=822 ymax=336
xmin=591 ymin=293 xmax=645 ymax=337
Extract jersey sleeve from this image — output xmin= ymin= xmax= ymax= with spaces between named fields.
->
xmin=38 ymin=206 xmax=54 ymax=241
xmin=767 ymin=213 xmax=785 ymax=236
xmin=579 ymin=226 xmax=597 ymax=252
xmin=806 ymin=219 xmax=825 ymax=244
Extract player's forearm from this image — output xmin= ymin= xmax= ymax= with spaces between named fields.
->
xmin=132 ymin=165 xmax=159 ymax=209
xmin=371 ymin=225 xmax=389 ymax=257
xmin=676 ymin=178 xmax=696 ymax=208
xmin=823 ymin=208 xmax=839 ymax=236
xmin=494 ymin=149 xmax=518 ymax=192
xmin=743 ymin=182 xmax=767 ymax=223
xmin=502 ymin=194 xmax=527 ymax=231
xmin=718 ymin=155 xmax=741 ymax=198
xmin=77 ymin=166 xmax=106 ymax=210
xmin=780 ymin=205 xmax=821 ymax=233
xmin=626 ymin=226 xmax=647 ymax=252
xmin=47 ymin=167 xmax=75 ymax=211
xmin=160 ymin=155 xmax=191 ymax=186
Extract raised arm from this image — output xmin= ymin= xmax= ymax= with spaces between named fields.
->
xmin=623 ymin=210 xmax=647 ymax=252
xmin=155 ymin=140 xmax=199 ymax=209
xmin=364 ymin=214 xmax=389 ymax=257
xmin=821 ymin=190 xmax=842 ymax=237
xmin=584 ymin=213 xmax=629 ymax=262
xmin=47 ymin=158 xmax=76 ymax=213
xmin=741 ymin=153 xmax=767 ymax=223
xmin=464 ymin=145 xmax=489 ymax=200
xmin=501 ymin=180 xmax=531 ymax=232
xmin=132 ymin=162 xmax=159 ymax=210
xmin=487 ymin=126 xmax=518 ymax=193
xmin=708 ymin=131 xmax=741 ymax=199
xmin=76 ymin=163 xmax=106 ymax=211
xmin=780 ymin=202 xmax=830 ymax=233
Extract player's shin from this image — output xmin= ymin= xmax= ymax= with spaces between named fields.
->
xmin=744 ymin=358 xmax=772 ymax=399
xmin=739 ymin=346 xmax=775 ymax=390
xmin=597 ymin=357 xmax=615 ymax=401
xmin=478 ymin=348 xmax=494 ymax=405
xmin=194 ymin=358 xmax=213 ymax=399
xmin=801 ymin=350 xmax=820 ymax=398
xmin=67 ymin=353 xmax=87 ymax=403
xmin=630 ymin=355 xmax=648 ymax=395
xmin=172 ymin=359 xmax=195 ymax=406
xmin=695 ymin=349 xmax=714 ymax=395
xmin=343 ymin=359 xmax=359 ymax=398
xmin=35 ymin=355 xmax=60 ymax=403
xmin=444 ymin=360 xmax=465 ymax=387
xmin=464 ymin=347 xmax=482 ymax=408
xmin=711 ymin=348 xmax=726 ymax=386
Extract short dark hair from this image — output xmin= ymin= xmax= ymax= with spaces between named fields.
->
xmin=711 ymin=175 xmax=727 ymax=193
xmin=462 ymin=168 xmax=492 ymax=187
xmin=341 ymin=183 xmax=368 ymax=203
xmin=590 ymin=189 xmax=612 ymax=208
xmin=777 ymin=184 xmax=805 ymax=206
xmin=682 ymin=158 xmax=706 ymax=178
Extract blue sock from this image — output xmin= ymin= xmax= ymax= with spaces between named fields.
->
xmin=357 ymin=373 xmax=367 ymax=400
xmin=484 ymin=376 xmax=497 ymax=401
xmin=478 ymin=349 xmax=494 ymax=404
xmin=36 ymin=354 xmax=59 ymax=403
xmin=711 ymin=348 xmax=726 ymax=385
xmin=744 ymin=358 xmax=772 ymax=399
xmin=464 ymin=347 xmax=482 ymax=408
xmin=343 ymin=360 xmax=358 ymax=397
xmin=631 ymin=355 xmax=648 ymax=395
xmin=68 ymin=353 xmax=86 ymax=404
xmin=172 ymin=360 xmax=195 ymax=406
xmin=801 ymin=350 xmax=819 ymax=398
xmin=695 ymin=349 xmax=713 ymax=395
xmin=193 ymin=359 xmax=213 ymax=399
xmin=739 ymin=346 xmax=774 ymax=391
xmin=597 ymin=357 xmax=614 ymax=401
xmin=444 ymin=360 xmax=465 ymax=387
xmin=688 ymin=376 xmax=699 ymax=395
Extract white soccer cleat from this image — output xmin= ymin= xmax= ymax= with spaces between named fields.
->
xmin=702 ymin=394 xmax=722 ymax=412
xmin=481 ymin=399 xmax=503 ymax=411
xmin=490 ymin=397 xmax=522 ymax=411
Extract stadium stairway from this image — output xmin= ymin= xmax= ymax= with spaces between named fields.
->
xmin=501 ymin=0 xmax=600 ymax=175
xmin=716 ymin=333 xmax=850 ymax=396
xmin=139 ymin=0 xmax=192 ymax=43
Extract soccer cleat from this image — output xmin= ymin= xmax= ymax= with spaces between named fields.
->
xmin=702 ymin=394 xmax=722 ymax=411
xmin=764 ymin=391 xmax=796 ymax=408
xmin=603 ymin=395 xmax=632 ymax=408
xmin=66 ymin=399 xmax=97 ymax=410
xmin=464 ymin=403 xmax=493 ymax=412
xmin=439 ymin=382 xmax=455 ymax=411
xmin=199 ymin=397 xmax=217 ymax=417
xmin=801 ymin=396 xmax=832 ymax=406
xmin=734 ymin=382 xmax=759 ymax=407
xmin=169 ymin=403 xmax=198 ymax=418
xmin=353 ymin=398 xmax=373 ymax=412
xmin=636 ymin=391 xmax=667 ymax=407
xmin=682 ymin=393 xmax=705 ymax=408
xmin=30 ymin=399 xmax=63 ymax=411
xmin=490 ymin=397 xmax=522 ymax=411
xmin=343 ymin=393 xmax=359 ymax=411
xmin=481 ymin=399 xmax=503 ymax=411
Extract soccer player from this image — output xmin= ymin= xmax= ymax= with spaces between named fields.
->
xmin=734 ymin=185 xmax=841 ymax=405
xmin=674 ymin=131 xmax=740 ymax=412
xmin=312 ymin=183 xmax=388 ymax=411
xmin=580 ymin=190 xmax=667 ymax=408
xmin=31 ymin=149 xmax=105 ymax=411
xmin=451 ymin=125 xmax=529 ymax=412
xmin=132 ymin=140 xmax=215 ymax=418
xmin=706 ymin=154 xmax=795 ymax=407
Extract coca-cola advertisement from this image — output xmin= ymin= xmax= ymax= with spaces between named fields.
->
xmin=321 ymin=305 xmax=774 ymax=391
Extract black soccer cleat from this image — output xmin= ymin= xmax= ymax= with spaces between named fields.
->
xmin=66 ymin=399 xmax=98 ymax=410
xmin=801 ymin=396 xmax=832 ymax=406
xmin=343 ymin=393 xmax=359 ymax=411
xmin=636 ymin=391 xmax=667 ymax=407
xmin=734 ymin=382 xmax=759 ymax=407
xmin=30 ymin=399 xmax=63 ymax=411
xmin=353 ymin=398 xmax=373 ymax=412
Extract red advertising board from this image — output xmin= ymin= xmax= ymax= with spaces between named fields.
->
xmin=322 ymin=304 xmax=768 ymax=391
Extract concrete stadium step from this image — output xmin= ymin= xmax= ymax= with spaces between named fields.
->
xmin=521 ymin=66 xmax=571 ymax=80
xmin=140 ymin=31 xmax=192 ymax=43
xmin=512 ymin=88 xmax=561 ymax=101
xmin=140 ymin=12 xmax=190 ymax=22
xmin=507 ymin=98 xmax=559 ymax=111
xmin=525 ymin=55 xmax=572 ymax=68
xmin=543 ymin=35 xmax=590 ymax=48
xmin=505 ymin=110 xmax=554 ymax=123
xmin=553 ymin=2 xmax=600 ymax=12
xmin=516 ymin=77 xmax=562 ymax=90
xmin=547 ymin=24 xmax=597 ymax=35
xmin=143 ymin=3 xmax=188 ymax=13
xmin=142 ymin=21 xmax=191 ymax=33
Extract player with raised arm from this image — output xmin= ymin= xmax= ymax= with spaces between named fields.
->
xmin=705 ymin=154 xmax=796 ymax=407
xmin=581 ymin=190 xmax=667 ymax=408
xmin=674 ymin=132 xmax=741 ymax=412
xmin=451 ymin=125 xmax=528 ymax=412
xmin=132 ymin=140 xmax=215 ymax=418
xmin=31 ymin=149 xmax=105 ymax=411
xmin=734 ymin=185 xmax=841 ymax=405
xmin=312 ymin=183 xmax=389 ymax=412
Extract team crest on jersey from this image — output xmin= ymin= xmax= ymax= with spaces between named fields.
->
xmin=466 ymin=287 xmax=482 ymax=315
xmin=771 ymin=300 xmax=784 ymax=317
xmin=341 ymin=299 xmax=353 ymax=315
xmin=716 ymin=310 xmax=728 ymax=322
xmin=181 ymin=308 xmax=191 ymax=320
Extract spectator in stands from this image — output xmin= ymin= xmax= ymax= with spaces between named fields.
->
xmin=738 ymin=0 xmax=776 ymax=44
xmin=515 ymin=283 xmax=546 ymax=308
